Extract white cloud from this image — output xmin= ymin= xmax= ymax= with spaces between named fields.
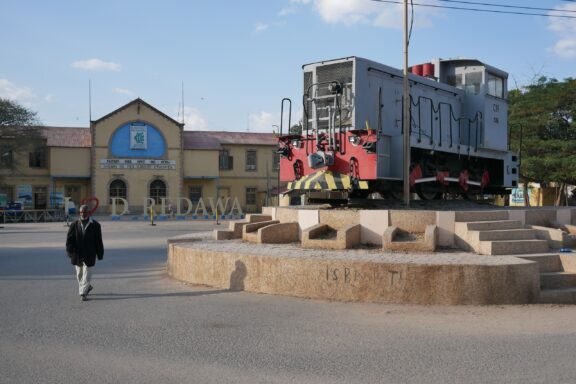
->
xmin=181 ymin=107 xmax=208 ymax=130
xmin=301 ymin=0 xmax=440 ymax=28
xmin=551 ymin=37 xmax=576 ymax=59
xmin=254 ymin=22 xmax=269 ymax=33
xmin=248 ymin=111 xmax=277 ymax=132
xmin=113 ymin=87 xmax=133 ymax=95
xmin=71 ymin=58 xmax=121 ymax=71
xmin=548 ymin=4 xmax=576 ymax=59
xmin=279 ymin=7 xmax=295 ymax=17
xmin=0 ymin=79 xmax=37 ymax=101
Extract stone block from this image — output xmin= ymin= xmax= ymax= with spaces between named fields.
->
xmin=389 ymin=210 xmax=435 ymax=232
xmin=298 ymin=209 xmax=319 ymax=231
xmin=525 ymin=209 xmax=556 ymax=227
xmin=436 ymin=211 xmax=455 ymax=247
xmin=302 ymin=223 xmax=360 ymax=250
xmin=319 ymin=210 xmax=359 ymax=230
xmin=508 ymin=209 xmax=526 ymax=226
xmin=557 ymin=208 xmax=572 ymax=226
xmin=258 ymin=222 xmax=300 ymax=244
xmin=242 ymin=220 xmax=280 ymax=241
xmin=360 ymin=210 xmax=388 ymax=246
xmin=261 ymin=207 xmax=276 ymax=219
xmin=213 ymin=230 xmax=233 ymax=240
xmin=276 ymin=207 xmax=299 ymax=223
xmin=530 ymin=225 xmax=572 ymax=249
xmin=382 ymin=225 xmax=437 ymax=252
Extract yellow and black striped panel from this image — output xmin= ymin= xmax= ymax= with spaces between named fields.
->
xmin=287 ymin=171 xmax=369 ymax=191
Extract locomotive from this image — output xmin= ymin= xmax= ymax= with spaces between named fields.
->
xmin=277 ymin=56 xmax=519 ymax=201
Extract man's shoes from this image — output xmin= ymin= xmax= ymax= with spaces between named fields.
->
xmin=80 ymin=285 xmax=93 ymax=302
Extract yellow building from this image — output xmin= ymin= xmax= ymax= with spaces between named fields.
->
xmin=0 ymin=98 xmax=280 ymax=216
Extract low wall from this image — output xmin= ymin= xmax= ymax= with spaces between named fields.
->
xmin=167 ymin=238 xmax=540 ymax=305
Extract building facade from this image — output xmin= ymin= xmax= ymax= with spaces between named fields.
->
xmin=0 ymin=98 xmax=281 ymax=215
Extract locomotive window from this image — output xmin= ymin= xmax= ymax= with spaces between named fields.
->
xmin=446 ymin=74 xmax=463 ymax=88
xmin=464 ymin=72 xmax=482 ymax=95
xmin=487 ymin=73 xmax=504 ymax=98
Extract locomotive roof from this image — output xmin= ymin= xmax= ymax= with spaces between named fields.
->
xmin=302 ymin=56 xmax=508 ymax=78
xmin=435 ymin=57 xmax=508 ymax=78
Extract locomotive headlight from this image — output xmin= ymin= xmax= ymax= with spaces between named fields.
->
xmin=291 ymin=139 xmax=301 ymax=149
xmin=348 ymin=135 xmax=360 ymax=146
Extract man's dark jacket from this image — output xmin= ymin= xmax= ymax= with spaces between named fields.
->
xmin=66 ymin=218 xmax=104 ymax=267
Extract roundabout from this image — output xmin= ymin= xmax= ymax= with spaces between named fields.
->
xmin=165 ymin=204 xmax=576 ymax=305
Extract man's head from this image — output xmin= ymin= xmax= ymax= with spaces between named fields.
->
xmin=79 ymin=205 xmax=90 ymax=220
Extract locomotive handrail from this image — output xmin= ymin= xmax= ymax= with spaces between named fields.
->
xmin=280 ymin=98 xmax=292 ymax=137
xmin=377 ymin=87 xmax=382 ymax=141
xmin=409 ymin=95 xmax=483 ymax=154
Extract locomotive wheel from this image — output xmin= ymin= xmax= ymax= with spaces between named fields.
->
xmin=387 ymin=182 xmax=405 ymax=201
xmin=415 ymin=184 xmax=442 ymax=200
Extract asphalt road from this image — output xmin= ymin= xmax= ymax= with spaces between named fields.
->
xmin=1 ymin=219 xmax=576 ymax=384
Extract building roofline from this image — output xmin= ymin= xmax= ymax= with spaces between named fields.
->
xmin=91 ymin=98 xmax=184 ymax=127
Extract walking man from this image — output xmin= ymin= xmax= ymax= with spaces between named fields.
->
xmin=66 ymin=204 xmax=104 ymax=301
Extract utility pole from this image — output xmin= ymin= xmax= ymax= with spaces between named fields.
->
xmin=402 ymin=0 xmax=411 ymax=207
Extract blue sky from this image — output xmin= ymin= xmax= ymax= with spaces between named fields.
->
xmin=1 ymin=0 xmax=575 ymax=132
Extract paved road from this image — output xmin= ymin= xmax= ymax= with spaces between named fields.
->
xmin=1 ymin=219 xmax=576 ymax=384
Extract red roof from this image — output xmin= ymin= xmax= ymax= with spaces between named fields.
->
xmin=42 ymin=127 xmax=91 ymax=147
xmin=21 ymin=126 xmax=275 ymax=150
xmin=183 ymin=131 xmax=276 ymax=150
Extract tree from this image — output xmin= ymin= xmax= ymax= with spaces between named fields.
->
xmin=289 ymin=121 xmax=303 ymax=135
xmin=509 ymin=77 xmax=576 ymax=206
xmin=0 ymin=98 xmax=39 ymax=127
xmin=0 ymin=98 xmax=43 ymax=186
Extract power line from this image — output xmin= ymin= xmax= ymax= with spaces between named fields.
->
xmin=437 ymin=0 xmax=576 ymax=14
xmin=369 ymin=0 xmax=576 ymax=19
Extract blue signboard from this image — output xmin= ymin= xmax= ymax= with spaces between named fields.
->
xmin=110 ymin=122 xmax=166 ymax=157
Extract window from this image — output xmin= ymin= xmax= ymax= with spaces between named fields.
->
xmin=0 ymin=145 xmax=13 ymax=168
xmin=219 ymin=150 xmax=233 ymax=170
xmin=246 ymin=150 xmax=257 ymax=171
xmin=487 ymin=73 xmax=504 ymax=98
xmin=149 ymin=179 xmax=167 ymax=204
xmin=464 ymin=72 xmax=482 ymax=95
xmin=0 ymin=185 xmax=14 ymax=204
xmin=33 ymin=186 xmax=47 ymax=209
xmin=246 ymin=187 xmax=257 ymax=205
xmin=272 ymin=150 xmax=280 ymax=171
xmin=189 ymin=185 xmax=202 ymax=203
xmin=29 ymin=146 xmax=46 ymax=168
xmin=109 ymin=179 xmax=127 ymax=203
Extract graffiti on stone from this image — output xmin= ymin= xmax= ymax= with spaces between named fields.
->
xmin=325 ymin=266 xmax=403 ymax=290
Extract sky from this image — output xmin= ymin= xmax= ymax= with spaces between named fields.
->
xmin=1 ymin=0 xmax=575 ymax=132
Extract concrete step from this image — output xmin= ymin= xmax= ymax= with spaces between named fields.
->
xmin=246 ymin=214 xmax=272 ymax=223
xmin=474 ymin=229 xmax=536 ymax=242
xmin=455 ymin=210 xmax=509 ymax=222
xmin=479 ymin=239 xmax=550 ymax=255
xmin=517 ymin=254 xmax=563 ymax=273
xmin=463 ymin=220 xmax=523 ymax=231
xmin=539 ymin=288 xmax=576 ymax=304
xmin=540 ymin=272 xmax=576 ymax=290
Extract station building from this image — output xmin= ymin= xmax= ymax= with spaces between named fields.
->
xmin=0 ymin=98 xmax=281 ymax=215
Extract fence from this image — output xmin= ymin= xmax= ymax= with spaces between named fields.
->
xmin=0 ymin=209 xmax=65 ymax=224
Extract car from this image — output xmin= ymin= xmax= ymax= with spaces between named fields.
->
xmin=6 ymin=202 xmax=22 ymax=211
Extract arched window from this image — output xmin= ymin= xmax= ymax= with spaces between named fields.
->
xmin=149 ymin=179 xmax=166 ymax=204
xmin=109 ymin=179 xmax=127 ymax=203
